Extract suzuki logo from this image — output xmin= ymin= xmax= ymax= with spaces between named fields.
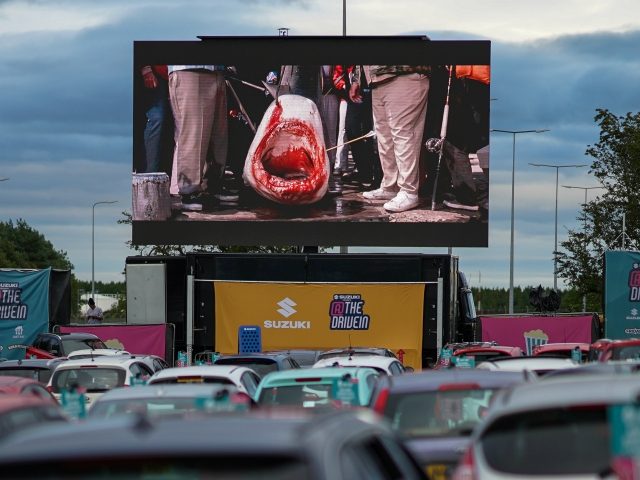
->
xmin=277 ymin=298 xmax=297 ymax=318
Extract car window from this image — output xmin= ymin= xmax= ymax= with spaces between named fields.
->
xmin=153 ymin=359 xmax=167 ymax=371
xmin=482 ymin=406 xmax=609 ymax=475
xmin=385 ymin=389 xmax=497 ymax=438
xmin=365 ymin=372 xmax=378 ymax=392
xmin=130 ymin=363 xmax=153 ymax=380
xmin=214 ymin=358 xmax=278 ymax=378
xmin=240 ymin=372 xmax=258 ymax=397
xmin=150 ymin=376 xmax=235 ymax=386
xmin=613 ymin=345 xmax=640 ymax=361
xmin=0 ymin=368 xmax=41 ymax=382
xmin=51 ymin=368 xmax=126 ymax=393
xmin=389 ymin=362 xmax=404 ymax=376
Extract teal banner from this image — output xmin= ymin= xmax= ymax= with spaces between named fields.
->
xmin=605 ymin=251 xmax=640 ymax=339
xmin=0 ymin=269 xmax=50 ymax=360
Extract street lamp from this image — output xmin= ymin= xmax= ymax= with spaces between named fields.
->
xmin=491 ymin=129 xmax=549 ymax=314
xmin=528 ymin=163 xmax=587 ymax=290
xmin=92 ymin=200 xmax=118 ymax=299
xmin=562 ymin=185 xmax=605 ymax=311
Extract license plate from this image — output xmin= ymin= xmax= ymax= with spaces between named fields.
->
xmin=426 ymin=464 xmax=448 ymax=480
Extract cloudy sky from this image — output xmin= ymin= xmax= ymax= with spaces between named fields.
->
xmin=1 ymin=0 xmax=639 ymax=289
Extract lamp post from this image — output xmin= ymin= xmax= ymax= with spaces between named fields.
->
xmin=92 ymin=200 xmax=118 ymax=299
xmin=491 ymin=129 xmax=549 ymax=314
xmin=528 ymin=163 xmax=587 ymax=290
xmin=562 ymin=185 xmax=605 ymax=311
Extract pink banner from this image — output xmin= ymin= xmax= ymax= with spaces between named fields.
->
xmin=480 ymin=315 xmax=594 ymax=355
xmin=59 ymin=324 xmax=167 ymax=359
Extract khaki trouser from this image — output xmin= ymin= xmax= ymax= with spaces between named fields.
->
xmin=169 ymin=70 xmax=228 ymax=195
xmin=371 ymin=73 xmax=429 ymax=195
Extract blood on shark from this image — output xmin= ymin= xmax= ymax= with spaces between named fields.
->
xmin=243 ymin=94 xmax=330 ymax=205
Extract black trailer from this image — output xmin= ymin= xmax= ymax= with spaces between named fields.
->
xmin=125 ymin=253 xmax=477 ymax=366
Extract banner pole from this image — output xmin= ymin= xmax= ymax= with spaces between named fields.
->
xmin=186 ymin=272 xmax=194 ymax=366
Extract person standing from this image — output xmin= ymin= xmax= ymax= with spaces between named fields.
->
xmin=350 ymin=65 xmax=430 ymax=213
xmin=168 ymin=65 xmax=228 ymax=211
xmin=85 ymin=298 xmax=103 ymax=325
xmin=139 ymin=65 xmax=172 ymax=173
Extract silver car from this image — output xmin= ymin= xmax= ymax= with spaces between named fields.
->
xmin=453 ymin=374 xmax=640 ymax=479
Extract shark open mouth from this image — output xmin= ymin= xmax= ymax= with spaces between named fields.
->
xmin=243 ymin=95 xmax=329 ymax=205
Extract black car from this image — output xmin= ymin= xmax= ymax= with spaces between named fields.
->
xmin=264 ymin=349 xmax=324 ymax=367
xmin=0 ymin=358 xmax=67 ymax=384
xmin=0 ymin=410 xmax=427 ymax=479
xmin=29 ymin=333 xmax=107 ymax=358
xmin=214 ymin=352 xmax=300 ymax=378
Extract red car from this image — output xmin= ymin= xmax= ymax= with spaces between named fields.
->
xmin=435 ymin=343 xmax=523 ymax=369
xmin=0 ymin=376 xmax=59 ymax=404
xmin=592 ymin=339 xmax=640 ymax=362
xmin=532 ymin=342 xmax=590 ymax=362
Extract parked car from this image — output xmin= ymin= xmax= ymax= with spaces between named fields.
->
xmin=313 ymin=354 xmax=407 ymax=375
xmin=592 ymin=338 xmax=640 ymax=362
xmin=475 ymin=356 xmax=578 ymax=376
xmin=543 ymin=359 xmax=640 ymax=379
xmin=255 ymin=367 xmax=380 ymax=408
xmin=369 ymin=370 xmax=530 ymax=479
xmin=89 ymin=384 xmax=252 ymax=419
xmin=0 ymin=409 xmax=427 ymax=479
xmin=264 ymin=349 xmax=323 ymax=367
xmin=435 ymin=343 xmax=523 ymax=369
xmin=0 ymin=376 xmax=59 ymax=403
xmin=0 ymin=358 xmax=67 ymax=384
xmin=66 ymin=349 xmax=130 ymax=360
xmin=214 ymin=352 xmax=300 ymax=378
xmin=47 ymin=357 xmax=155 ymax=408
xmin=147 ymin=365 xmax=261 ymax=400
xmin=317 ymin=347 xmax=398 ymax=361
xmin=0 ymin=395 xmax=68 ymax=441
xmin=532 ymin=342 xmax=591 ymax=362
xmin=26 ymin=332 xmax=107 ymax=359
xmin=452 ymin=374 xmax=640 ymax=479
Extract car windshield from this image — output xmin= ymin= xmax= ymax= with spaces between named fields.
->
xmin=0 ymin=368 xmax=52 ymax=383
xmin=51 ymin=368 xmax=125 ymax=393
xmin=481 ymin=406 xmax=609 ymax=475
xmin=461 ymin=352 xmax=508 ymax=363
xmin=612 ymin=345 xmax=640 ymax=361
xmin=215 ymin=359 xmax=278 ymax=377
xmin=385 ymin=389 xmax=497 ymax=438
xmin=151 ymin=377 xmax=235 ymax=386
xmin=258 ymin=383 xmax=334 ymax=408
xmin=62 ymin=339 xmax=108 ymax=354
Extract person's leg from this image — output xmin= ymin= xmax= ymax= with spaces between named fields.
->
xmin=169 ymin=71 xmax=213 ymax=196
xmin=366 ymin=88 xmax=398 ymax=196
xmin=335 ymin=98 xmax=349 ymax=172
xmin=205 ymin=72 xmax=228 ymax=195
xmin=143 ymin=77 xmax=169 ymax=173
xmin=442 ymin=140 xmax=478 ymax=210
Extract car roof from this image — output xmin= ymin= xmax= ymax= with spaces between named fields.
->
xmin=533 ymin=342 xmax=590 ymax=352
xmin=486 ymin=374 xmax=640 ymax=417
xmin=380 ymin=370 xmax=530 ymax=393
xmin=0 ymin=409 xmax=387 ymax=464
xmin=0 ymin=358 xmax=66 ymax=369
xmin=215 ymin=353 xmax=289 ymax=361
xmin=52 ymin=357 xmax=145 ymax=369
xmin=149 ymin=365 xmax=252 ymax=379
xmin=313 ymin=355 xmax=399 ymax=368
xmin=454 ymin=345 xmax=521 ymax=355
xmin=92 ymin=384 xmax=240 ymax=402
xmin=67 ymin=349 xmax=130 ymax=358
xmin=0 ymin=394 xmax=59 ymax=413
xmin=319 ymin=347 xmax=393 ymax=357
xmin=0 ymin=376 xmax=44 ymax=389
xmin=43 ymin=332 xmax=101 ymax=340
xmin=476 ymin=356 xmax=578 ymax=371
xmin=260 ymin=366 xmax=378 ymax=384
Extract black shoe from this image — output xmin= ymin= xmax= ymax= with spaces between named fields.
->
xmin=180 ymin=193 xmax=205 ymax=211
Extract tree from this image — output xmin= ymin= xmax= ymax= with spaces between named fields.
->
xmin=0 ymin=219 xmax=73 ymax=270
xmin=557 ymin=109 xmax=640 ymax=303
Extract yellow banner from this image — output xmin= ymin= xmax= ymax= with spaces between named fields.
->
xmin=214 ymin=282 xmax=425 ymax=369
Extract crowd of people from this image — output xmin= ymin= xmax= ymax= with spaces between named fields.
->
xmin=135 ymin=63 xmax=489 ymax=215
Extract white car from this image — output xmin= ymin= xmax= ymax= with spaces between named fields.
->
xmin=147 ymin=365 xmax=261 ymax=399
xmin=475 ymin=356 xmax=578 ymax=377
xmin=312 ymin=354 xmax=407 ymax=376
xmin=66 ymin=349 xmax=130 ymax=360
xmin=47 ymin=357 xmax=155 ymax=408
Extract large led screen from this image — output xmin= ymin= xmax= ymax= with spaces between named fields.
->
xmin=132 ymin=37 xmax=490 ymax=247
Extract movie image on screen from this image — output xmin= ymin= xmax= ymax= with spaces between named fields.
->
xmin=132 ymin=37 xmax=490 ymax=247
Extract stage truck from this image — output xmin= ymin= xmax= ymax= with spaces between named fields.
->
xmin=125 ymin=253 xmax=478 ymax=369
